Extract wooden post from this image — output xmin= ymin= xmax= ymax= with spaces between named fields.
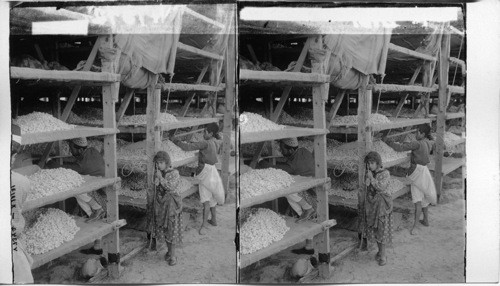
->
xmin=434 ymin=29 xmax=451 ymax=201
xmin=328 ymin=89 xmax=346 ymax=125
xmin=100 ymin=35 xmax=120 ymax=279
xmin=310 ymin=35 xmax=331 ymax=279
xmin=358 ymin=76 xmax=372 ymax=219
xmin=249 ymin=37 xmax=312 ymax=168
xmin=221 ymin=32 xmax=236 ymax=195
xmin=147 ymin=85 xmax=161 ymax=191
xmin=116 ymin=89 xmax=135 ymax=124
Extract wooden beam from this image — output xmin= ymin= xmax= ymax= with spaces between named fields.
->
xmin=10 ymin=67 xmax=119 ymax=84
xmin=249 ymin=37 xmax=312 ymax=168
xmin=393 ymin=66 xmax=422 ymax=118
xmin=177 ymin=42 xmax=224 ymax=61
xmin=434 ymin=31 xmax=451 ymax=202
xmin=310 ymin=35 xmax=331 ymax=279
xmin=184 ymin=7 xmax=225 ymax=29
xmin=328 ymin=89 xmax=346 ymax=125
xmin=372 ymin=83 xmax=436 ymax=93
xmin=221 ymin=33 xmax=236 ymax=195
xmin=388 ymin=43 xmax=436 ymax=61
xmin=100 ymin=34 xmax=121 ymax=279
xmin=246 ymin=44 xmax=260 ymax=64
xmin=34 ymin=43 xmax=46 ymax=63
xmin=157 ymin=82 xmax=224 ymax=93
xmin=116 ymin=89 xmax=135 ymax=124
xmin=240 ymin=69 xmax=330 ymax=86
xmin=179 ymin=65 xmax=209 ymax=117
xmin=38 ymin=36 xmax=104 ymax=168
xmin=357 ymin=76 xmax=372 ymax=245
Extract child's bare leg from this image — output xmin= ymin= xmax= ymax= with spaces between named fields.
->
xmin=420 ymin=206 xmax=429 ymax=226
xmin=208 ymin=206 xmax=217 ymax=226
xmin=377 ymin=242 xmax=387 ymax=266
xmin=199 ymin=201 xmax=210 ymax=235
xmin=411 ymin=202 xmax=422 ymax=235
xmin=165 ymin=242 xmax=177 ymax=265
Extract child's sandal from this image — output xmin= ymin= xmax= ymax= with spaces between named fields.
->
xmin=375 ymin=252 xmax=381 ymax=261
xmin=378 ymin=257 xmax=387 ymax=266
xmin=164 ymin=252 xmax=171 ymax=261
xmin=168 ymin=257 xmax=177 ymax=266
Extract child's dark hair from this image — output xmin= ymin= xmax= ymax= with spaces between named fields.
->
xmin=418 ymin=124 xmax=433 ymax=140
xmin=364 ymin=151 xmax=382 ymax=167
xmin=154 ymin=151 xmax=171 ymax=165
xmin=206 ymin=123 xmax=221 ymax=140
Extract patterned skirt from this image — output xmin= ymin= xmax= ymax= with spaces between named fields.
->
xmin=366 ymin=213 xmax=393 ymax=245
xmin=158 ymin=213 xmax=183 ymax=245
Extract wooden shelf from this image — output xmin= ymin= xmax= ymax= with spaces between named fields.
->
xmin=428 ymin=157 xmax=465 ymax=175
xmin=329 ymin=177 xmax=410 ymax=209
xmin=449 ymin=85 xmax=465 ymax=94
xmin=118 ymin=117 xmax=221 ymax=133
xmin=23 ymin=176 xmax=119 ymax=212
xmin=241 ymin=126 xmax=328 ymax=144
xmin=329 ymin=117 xmax=432 ymax=134
xmin=384 ymin=155 xmax=411 ymax=168
xmin=327 ymin=155 xmax=409 ymax=172
xmin=119 ymin=178 xmax=199 ymax=209
xmin=177 ymin=42 xmax=224 ymax=61
xmin=446 ymin=112 xmax=465 ymax=120
xmin=241 ymin=216 xmax=336 ymax=268
xmin=372 ymin=84 xmax=437 ymax=93
xmin=388 ymin=43 xmax=436 ymax=61
xmin=21 ymin=126 xmax=118 ymax=145
xmin=240 ymin=176 xmax=330 ymax=208
xmin=31 ymin=217 xmax=120 ymax=269
xmin=372 ymin=117 xmax=433 ymax=132
xmin=156 ymin=117 xmax=221 ymax=130
xmin=10 ymin=67 xmax=120 ymax=86
xmin=157 ymin=82 xmax=225 ymax=93
xmin=117 ymin=154 xmax=198 ymax=171
xmin=183 ymin=7 xmax=225 ymax=30
xmin=449 ymin=57 xmax=465 ymax=69
xmin=240 ymin=69 xmax=331 ymax=86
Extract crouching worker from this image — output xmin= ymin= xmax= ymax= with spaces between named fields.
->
xmin=172 ymin=123 xmax=225 ymax=235
xmin=358 ymin=151 xmax=393 ymax=266
xmin=47 ymin=137 xmax=106 ymax=255
xmin=146 ymin=151 xmax=183 ymax=266
xmin=258 ymin=137 xmax=316 ymax=255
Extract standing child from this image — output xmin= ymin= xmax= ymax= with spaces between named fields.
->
xmin=146 ymin=151 xmax=183 ymax=266
xmin=384 ymin=124 xmax=437 ymax=235
xmin=359 ymin=151 xmax=393 ymax=266
xmin=172 ymin=123 xmax=225 ymax=235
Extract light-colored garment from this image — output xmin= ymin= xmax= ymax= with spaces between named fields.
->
xmin=286 ymin=193 xmax=303 ymax=216
xmin=408 ymin=164 xmax=437 ymax=207
xmin=196 ymin=164 xmax=225 ymax=207
xmin=11 ymin=171 xmax=34 ymax=283
xmin=13 ymin=245 xmax=34 ymax=283
xmin=76 ymin=193 xmax=93 ymax=217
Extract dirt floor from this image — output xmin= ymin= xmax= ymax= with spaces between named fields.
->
xmin=241 ymin=168 xmax=466 ymax=283
xmin=32 ymin=193 xmax=237 ymax=284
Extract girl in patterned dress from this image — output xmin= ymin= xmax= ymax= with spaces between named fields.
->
xmin=359 ymin=151 xmax=393 ymax=266
xmin=146 ymin=151 xmax=183 ymax=266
